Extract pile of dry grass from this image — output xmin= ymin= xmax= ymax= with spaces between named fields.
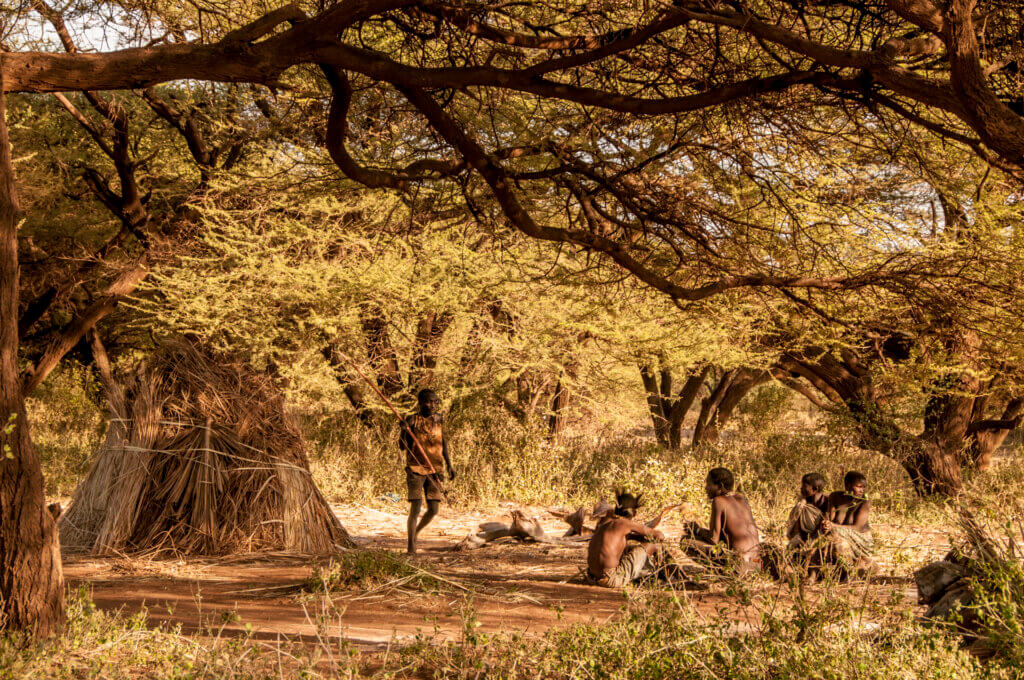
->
xmin=915 ymin=510 xmax=1024 ymax=660
xmin=60 ymin=337 xmax=350 ymax=556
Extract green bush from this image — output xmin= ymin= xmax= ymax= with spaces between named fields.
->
xmin=400 ymin=591 xmax=995 ymax=680
xmin=25 ymin=366 xmax=104 ymax=498
xmin=304 ymin=549 xmax=442 ymax=593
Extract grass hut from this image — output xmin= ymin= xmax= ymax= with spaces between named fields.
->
xmin=60 ymin=337 xmax=350 ymax=555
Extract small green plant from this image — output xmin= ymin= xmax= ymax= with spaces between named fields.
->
xmin=397 ymin=590 xmax=991 ymax=680
xmin=303 ymin=549 xmax=443 ymax=594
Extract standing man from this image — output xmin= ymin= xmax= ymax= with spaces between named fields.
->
xmin=400 ymin=389 xmax=455 ymax=554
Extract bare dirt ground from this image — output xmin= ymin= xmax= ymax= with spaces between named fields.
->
xmin=62 ymin=502 xmax=951 ymax=649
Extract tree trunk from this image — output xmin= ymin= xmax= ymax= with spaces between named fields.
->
xmin=0 ymin=57 xmax=65 ymax=635
xmin=548 ymin=376 xmax=570 ymax=439
xmin=321 ymin=343 xmax=375 ymax=425
xmin=667 ymin=368 xmax=709 ymax=448
xmin=693 ymin=368 xmax=737 ymax=446
xmin=778 ymin=335 xmax=1019 ymax=497
xmin=640 ymin=364 xmax=708 ymax=449
xmin=639 ymin=364 xmax=670 ymax=446
xmin=969 ymin=397 xmax=1023 ymax=472
xmin=692 ymin=368 xmax=768 ymax=446
xmin=902 ymin=439 xmax=965 ymax=497
xmin=341 ymin=384 xmax=374 ymax=425
xmin=411 ymin=310 xmax=453 ymax=390
xmin=359 ymin=304 xmax=404 ymax=396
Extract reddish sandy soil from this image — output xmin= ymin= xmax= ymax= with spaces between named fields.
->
xmin=61 ymin=503 xmax=948 ymax=649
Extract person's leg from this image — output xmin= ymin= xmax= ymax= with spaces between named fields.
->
xmin=406 ymin=468 xmax=427 ymax=554
xmin=407 ymin=499 xmax=423 ymax=554
xmin=415 ymin=474 xmax=444 ymax=539
xmin=681 ymin=521 xmax=715 ymax=545
xmin=603 ymin=546 xmax=650 ymax=588
xmin=416 ymin=499 xmax=440 ymax=533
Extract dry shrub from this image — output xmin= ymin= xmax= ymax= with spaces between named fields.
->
xmin=60 ymin=338 xmax=350 ymax=556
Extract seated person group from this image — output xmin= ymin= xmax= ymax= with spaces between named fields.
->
xmin=586 ymin=467 xmax=874 ymax=587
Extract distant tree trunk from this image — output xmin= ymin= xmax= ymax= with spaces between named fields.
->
xmin=639 ymin=363 xmax=708 ymax=449
xmin=0 ymin=61 xmax=65 ymax=635
xmin=548 ymin=376 xmax=570 ymax=439
xmin=547 ymin=334 xmax=590 ymax=440
xmin=359 ymin=304 xmax=404 ymax=397
xmin=970 ymin=397 xmax=1023 ymax=471
xmin=692 ymin=368 xmax=769 ymax=446
xmin=341 ymin=384 xmax=374 ymax=425
xmin=410 ymin=310 xmax=453 ymax=390
xmin=320 ymin=343 xmax=375 ymax=425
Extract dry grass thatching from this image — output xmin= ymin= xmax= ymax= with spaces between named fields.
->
xmin=60 ymin=337 xmax=350 ymax=556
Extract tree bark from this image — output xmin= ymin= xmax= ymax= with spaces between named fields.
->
xmin=693 ymin=368 xmax=737 ymax=446
xmin=692 ymin=368 xmax=768 ymax=446
xmin=0 ymin=54 xmax=65 ymax=636
xmin=359 ymin=304 xmax=404 ymax=397
xmin=321 ymin=343 xmax=375 ymax=425
xmin=22 ymin=266 xmax=147 ymax=394
xmin=970 ymin=398 xmax=1023 ymax=471
xmin=547 ymin=376 xmax=570 ymax=439
xmin=776 ymin=334 xmax=1023 ymax=497
xmin=640 ymin=363 xmax=708 ymax=449
xmin=639 ymin=364 xmax=670 ymax=446
xmin=411 ymin=310 xmax=453 ymax=391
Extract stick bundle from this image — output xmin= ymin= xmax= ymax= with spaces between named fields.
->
xmin=60 ymin=338 xmax=350 ymax=555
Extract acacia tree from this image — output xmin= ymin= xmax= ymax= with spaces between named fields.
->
xmin=0 ymin=52 xmax=64 ymax=637
xmin=4 ymin=0 xmax=1024 ymax=631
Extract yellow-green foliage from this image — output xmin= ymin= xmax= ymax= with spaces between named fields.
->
xmin=0 ymin=588 xmax=288 ymax=680
xmin=401 ymin=594 xmax=996 ymax=680
xmin=25 ymin=366 xmax=104 ymax=498
xmin=4 ymin=584 xmax=1008 ymax=680
xmin=303 ymin=549 xmax=442 ymax=594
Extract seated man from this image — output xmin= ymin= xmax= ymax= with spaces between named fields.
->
xmin=820 ymin=470 xmax=874 ymax=573
xmin=681 ymin=467 xmax=761 ymax=573
xmin=586 ymin=505 xmax=665 ymax=588
xmin=786 ymin=472 xmax=829 ymax=551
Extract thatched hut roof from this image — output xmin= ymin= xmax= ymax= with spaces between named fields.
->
xmin=60 ymin=338 xmax=350 ymax=555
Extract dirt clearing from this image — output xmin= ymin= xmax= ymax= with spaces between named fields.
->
xmin=62 ymin=502 xmax=948 ymax=649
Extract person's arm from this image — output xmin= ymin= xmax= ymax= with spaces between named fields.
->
xmin=398 ymin=418 xmax=411 ymax=459
xmin=822 ymin=494 xmax=836 ymax=530
xmin=851 ymin=499 xmax=870 ymax=531
xmin=708 ymin=497 xmax=726 ymax=544
xmin=624 ymin=520 xmax=664 ymax=542
xmin=441 ymin=421 xmax=455 ymax=480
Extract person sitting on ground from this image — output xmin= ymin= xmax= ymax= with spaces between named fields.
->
xmin=819 ymin=470 xmax=874 ymax=574
xmin=786 ymin=472 xmax=829 ymax=551
xmin=399 ymin=388 xmax=455 ymax=554
xmin=680 ymin=467 xmax=761 ymax=573
xmin=586 ymin=502 xmax=665 ymax=588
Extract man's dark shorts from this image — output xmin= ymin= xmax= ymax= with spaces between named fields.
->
xmin=406 ymin=467 xmax=443 ymax=502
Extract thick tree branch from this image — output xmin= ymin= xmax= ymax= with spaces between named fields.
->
xmin=22 ymin=266 xmax=147 ymax=394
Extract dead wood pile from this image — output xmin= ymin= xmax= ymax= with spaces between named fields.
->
xmin=60 ymin=337 xmax=350 ymax=556
xmin=455 ymin=498 xmax=683 ymax=550
xmin=914 ymin=513 xmax=1023 ymax=659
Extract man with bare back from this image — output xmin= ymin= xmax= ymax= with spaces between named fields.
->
xmin=400 ymin=388 xmax=455 ymax=554
xmin=819 ymin=471 xmax=874 ymax=573
xmin=681 ymin=467 xmax=761 ymax=573
xmin=586 ymin=504 xmax=665 ymax=588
